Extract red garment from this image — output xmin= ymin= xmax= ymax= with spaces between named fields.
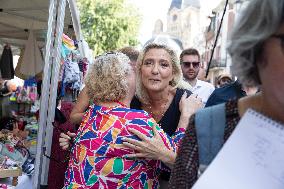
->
xmin=48 ymin=101 xmax=76 ymax=189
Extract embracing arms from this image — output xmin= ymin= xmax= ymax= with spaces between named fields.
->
xmin=59 ymin=92 xmax=202 ymax=168
xmin=122 ymin=92 xmax=202 ymax=167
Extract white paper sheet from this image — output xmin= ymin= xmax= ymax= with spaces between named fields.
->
xmin=193 ymin=109 xmax=284 ymax=189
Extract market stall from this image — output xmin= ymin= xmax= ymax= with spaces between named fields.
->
xmin=0 ymin=0 xmax=89 ymax=188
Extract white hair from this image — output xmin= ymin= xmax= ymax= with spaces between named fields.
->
xmin=227 ymin=0 xmax=284 ymax=86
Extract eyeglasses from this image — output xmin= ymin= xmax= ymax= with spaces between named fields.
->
xmin=182 ymin=61 xmax=200 ymax=68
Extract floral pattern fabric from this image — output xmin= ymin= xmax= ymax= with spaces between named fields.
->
xmin=64 ymin=104 xmax=185 ymax=189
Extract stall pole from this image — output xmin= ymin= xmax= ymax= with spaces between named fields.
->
xmin=33 ymin=0 xmax=57 ymax=188
xmin=33 ymin=0 xmax=67 ymax=187
xmin=67 ymin=0 xmax=86 ymax=58
xmin=40 ymin=0 xmax=67 ymax=186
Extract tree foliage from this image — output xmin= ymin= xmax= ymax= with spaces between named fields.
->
xmin=77 ymin=0 xmax=142 ymax=55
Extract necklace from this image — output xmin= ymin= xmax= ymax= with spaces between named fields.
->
xmin=145 ymin=92 xmax=170 ymax=121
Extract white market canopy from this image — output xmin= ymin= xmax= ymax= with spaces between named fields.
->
xmin=0 ymin=0 xmax=74 ymax=51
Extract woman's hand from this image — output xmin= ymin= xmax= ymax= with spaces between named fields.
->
xmin=122 ymin=126 xmax=176 ymax=166
xmin=59 ymin=131 xmax=76 ymax=150
xmin=177 ymin=92 xmax=203 ymax=129
xmin=179 ymin=93 xmax=203 ymax=119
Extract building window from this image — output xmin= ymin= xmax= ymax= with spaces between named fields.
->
xmin=172 ymin=14 xmax=177 ymax=22
xmin=186 ymin=14 xmax=191 ymax=27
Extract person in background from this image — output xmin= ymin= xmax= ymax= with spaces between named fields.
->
xmin=180 ymin=48 xmax=215 ymax=105
xmin=242 ymin=84 xmax=259 ymax=96
xmin=205 ymin=79 xmax=259 ymax=108
xmin=205 ymin=80 xmax=246 ymax=107
xmin=216 ymin=73 xmax=233 ymax=88
xmin=119 ymin=46 xmax=140 ymax=70
xmin=0 ymin=79 xmax=16 ymax=117
xmin=169 ymin=0 xmax=284 ymax=187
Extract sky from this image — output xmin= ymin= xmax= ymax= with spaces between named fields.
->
xmin=128 ymin=0 xmax=222 ymax=46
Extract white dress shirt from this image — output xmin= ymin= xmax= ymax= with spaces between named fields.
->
xmin=190 ymin=79 xmax=215 ymax=104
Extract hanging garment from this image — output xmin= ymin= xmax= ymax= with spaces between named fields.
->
xmin=20 ymin=30 xmax=44 ymax=77
xmin=62 ymin=33 xmax=76 ymax=50
xmin=0 ymin=80 xmax=12 ymax=117
xmin=15 ymin=48 xmax=29 ymax=80
xmin=78 ymin=58 xmax=88 ymax=78
xmin=61 ymin=44 xmax=72 ymax=60
xmin=48 ymin=101 xmax=76 ymax=189
xmin=0 ymin=81 xmax=10 ymax=97
xmin=63 ymin=59 xmax=81 ymax=90
xmin=0 ymin=45 xmax=14 ymax=79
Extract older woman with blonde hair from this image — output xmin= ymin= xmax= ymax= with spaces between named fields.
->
xmin=169 ymin=0 xmax=284 ymax=188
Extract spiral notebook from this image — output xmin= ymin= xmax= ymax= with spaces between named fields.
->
xmin=193 ymin=109 xmax=284 ymax=189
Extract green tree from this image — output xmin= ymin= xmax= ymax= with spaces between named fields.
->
xmin=77 ymin=0 xmax=142 ymax=55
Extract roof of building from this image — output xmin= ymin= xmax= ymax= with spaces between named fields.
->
xmin=169 ymin=0 xmax=200 ymax=11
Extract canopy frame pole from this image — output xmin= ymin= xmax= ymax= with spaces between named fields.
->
xmin=32 ymin=0 xmax=66 ymax=187
xmin=67 ymin=0 xmax=86 ymax=58
xmin=33 ymin=0 xmax=57 ymax=187
xmin=40 ymin=0 xmax=67 ymax=186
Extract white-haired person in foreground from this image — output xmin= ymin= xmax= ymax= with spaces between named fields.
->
xmin=169 ymin=0 xmax=284 ymax=188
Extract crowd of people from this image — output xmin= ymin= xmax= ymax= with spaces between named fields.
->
xmin=56 ymin=0 xmax=284 ymax=188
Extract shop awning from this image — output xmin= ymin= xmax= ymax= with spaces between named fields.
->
xmin=0 ymin=0 xmax=75 ymax=52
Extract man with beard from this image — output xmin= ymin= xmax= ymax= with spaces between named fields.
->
xmin=180 ymin=48 xmax=214 ymax=105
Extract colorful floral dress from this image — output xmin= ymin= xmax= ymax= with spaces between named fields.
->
xmin=64 ymin=104 xmax=185 ymax=189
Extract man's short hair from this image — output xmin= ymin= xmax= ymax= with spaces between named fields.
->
xmin=180 ymin=48 xmax=200 ymax=63
xmin=119 ymin=47 xmax=139 ymax=62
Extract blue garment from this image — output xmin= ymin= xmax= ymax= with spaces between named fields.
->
xmin=195 ymin=103 xmax=226 ymax=167
xmin=24 ymin=77 xmax=37 ymax=87
xmin=205 ymin=80 xmax=246 ymax=107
